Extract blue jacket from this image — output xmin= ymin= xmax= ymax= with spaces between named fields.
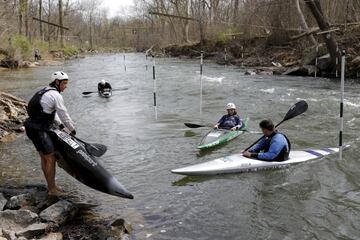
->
xmin=217 ymin=114 xmax=242 ymax=130
xmin=249 ymin=132 xmax=290 ymax=161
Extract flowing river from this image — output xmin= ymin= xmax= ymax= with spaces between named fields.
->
xmin=1 ymin=53 xmax=360 ymax=239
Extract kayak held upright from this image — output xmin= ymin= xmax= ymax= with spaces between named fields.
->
xmin=214 ymin=102 xmax=243 ymax=131
xmin=24 ymin=71 xmax=76 ymax=196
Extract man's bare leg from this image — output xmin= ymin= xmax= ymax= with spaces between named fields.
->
xmin=39 ymin=152 xmax=59 ymax=195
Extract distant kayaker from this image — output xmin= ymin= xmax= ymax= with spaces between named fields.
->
xmin=98 ymin=79 xmax=112 ymax=93
xmin=243 ymin=119 xmax=290 ymax=161
xmin=214 ymin=103 xmax=243 ymax=131
xmin=24 ymin=71 xmax=76 ymax=196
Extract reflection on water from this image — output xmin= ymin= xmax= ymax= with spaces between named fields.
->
xmin=1 ymin=53 xmax=360 ymax=239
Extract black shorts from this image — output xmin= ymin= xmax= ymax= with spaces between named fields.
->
xmin=25 ymin=125 xmax=55 ymax=155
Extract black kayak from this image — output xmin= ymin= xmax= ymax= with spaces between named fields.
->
xmin=49 ymin=128 xmax=133 ymax=199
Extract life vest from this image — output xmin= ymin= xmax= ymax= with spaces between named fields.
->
xmin=26 ymin=88 xmax=57 ymax=129
xmin=219 ymin=115 xmax=239 ymax=129
xmin=263 ymin=131 xmax=291 ymax=161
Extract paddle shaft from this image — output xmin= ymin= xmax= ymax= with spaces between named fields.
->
xmin=243 ymin=100 xmax=308 ymax=152
xmin=82 ymin=88 xmax=128 ymax=95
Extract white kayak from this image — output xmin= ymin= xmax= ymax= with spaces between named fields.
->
xmin=171 ymin=146 xmax=349 ymax=176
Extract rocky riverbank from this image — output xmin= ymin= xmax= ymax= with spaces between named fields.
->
xmin=161 ymin=37 xmax=360 ymax=79
xmin=0 ymin=185 xmax=132 ymax=240
xmin=0 ymin=92 xmax=27 ymax=142
xmin=0 ymin=46 xmax=134 ymax=70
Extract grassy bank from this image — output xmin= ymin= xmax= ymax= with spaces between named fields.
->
xmin=0 ymin=35 xmax=134 ymax=68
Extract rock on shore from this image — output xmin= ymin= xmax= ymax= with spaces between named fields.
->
xmin=0 ymin=185 xmax=132 ymax=240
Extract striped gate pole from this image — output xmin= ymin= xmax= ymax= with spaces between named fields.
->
xmin=123 ymin=51 xmax=126 ymax=72
xmin=200 ymin=51 xmax=203 ymax=115
xmin=152 ymin=56 xmax=157 ymax=120
xmin=315 ymin=44 xmax=318 ymax=78
xmin=335 ymin=46 xmax=339 ymax=78
xmin=339 ymin=51 xmax=345 ymax=160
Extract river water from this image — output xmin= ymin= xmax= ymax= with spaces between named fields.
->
xmin=1 ymin=54 xmax=360 ymax=239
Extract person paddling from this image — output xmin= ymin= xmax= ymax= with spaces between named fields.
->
xmin=214 ymin=103 xmax=243 ymax=131
xmin=98 ymin=79 xmax=112 ymax=94
xmin=243 ymin=119 xmax=290 ymax=161
xmin=24 ymin=71 xmax=76 ymax=196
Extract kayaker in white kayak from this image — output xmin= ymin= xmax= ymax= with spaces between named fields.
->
xmin=243 ymin=119 xmax=290 ymax=161
xmin=24 ymin=71 xmax=76 ymax=196
xmin=214 ymin=103 xmax=243 ymax=131
xmin=98 ymin=79 xmax=112 ymax=94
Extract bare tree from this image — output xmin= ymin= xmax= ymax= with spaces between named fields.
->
xmin=304 ymin=0 xmax=338 ymax=69
xmin=295 ymin=0 xmax=317 ymax=45
xmin=58 ymin=0 xmax=64 ymax=47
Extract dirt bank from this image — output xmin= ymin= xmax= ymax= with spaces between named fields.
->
xmin=161 ymin=36 xmax=360 ymax=78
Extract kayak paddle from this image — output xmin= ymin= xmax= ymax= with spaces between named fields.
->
xmin=82 ymin=87 xmax=129 ymax=95
xmin=243 ymin=100 xmax=308 ymax=152
xmin=185 ymin=116 xmax=250 ymax=130
xmin=184 ymin=123 xmax=212 ymax=128
xmin=71 ymin=135 xmax=107 ymax=157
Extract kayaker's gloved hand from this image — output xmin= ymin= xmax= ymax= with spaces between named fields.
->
xmin=70 ymin=130 xmax=76 ymax=136
xmin=214 ymin=124 xmax=219 ymax=129
xmin=59 ymin=124 xmax=65 ymax=130
xmin=230 ymin=127 xmax=236 ymax=131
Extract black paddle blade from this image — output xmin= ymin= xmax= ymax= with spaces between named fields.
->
xmin=85 ymin=143 xmax=107 ymax=157
xmin=281 ymin=100 xmax=308 ymax=123
xmin=82 ymin=91 xmax=95 ymax=95
xmin=243 ymin=100 xmax=308 ymax=152
xmin=184 ymin=123 xmax=206 ymax=128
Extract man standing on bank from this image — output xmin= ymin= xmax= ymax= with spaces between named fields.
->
xmin=242 ymin=119 xmax=290 ymax=161
xmin=24 ymin=71 xmax=76 ymax=196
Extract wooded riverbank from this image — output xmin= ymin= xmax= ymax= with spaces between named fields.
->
xmin=161 ymin=36 xmax=360 ymax=78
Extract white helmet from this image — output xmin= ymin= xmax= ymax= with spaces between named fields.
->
xmin=101 ymin=79 xmax=106 ymax=85
xmin=226 ymin=103 xmax=236 ymax=110
xmin=51 ymin=71 xmax=68 ymax=82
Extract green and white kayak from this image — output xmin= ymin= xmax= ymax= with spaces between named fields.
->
xmin=197 ymin=117 xmax=249 ymax=150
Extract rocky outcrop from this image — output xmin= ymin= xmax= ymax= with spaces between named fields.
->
xmin=40 ymin=200 xmax=77 ymax=225
xmin=0 ymin=185 xmax=131 ymax=240
xmin=0 ymin=92 xmax=27 ymax=142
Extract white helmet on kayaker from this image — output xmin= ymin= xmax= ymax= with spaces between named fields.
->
xmin=100 ymin=79 xmax=106 ymax=85
xmin=51 ymin=71 xmax=68 ymax=81
xmin=226 ymin=102 xmax=236 ymax=110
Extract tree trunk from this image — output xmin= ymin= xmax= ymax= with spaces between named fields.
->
xmin=233 ymin=0 xmax=239 ymax=25
xmin=304 ymin=0 xmax=338 ymax=69
xmin=47 ymin=0 xmax=51 ymax=47
xmin=24 ymin=0 xmax=29 ymax=39
xmin=18 ymin=0 xmax=25 ymax=35
xmin=58 ymin=0 xmax=64 ymax=47
xmin=199 ymin=0 xmax=205 ymax=47
xmin=39 ymin=0 xmax=43 ymax=40
xmin=183 ymin=0 xmax=190 ymax=43
xmin=295 ymin=0 xmax=317 ymax=45
xmin=89 ymin=14 xmax=93 ymax=49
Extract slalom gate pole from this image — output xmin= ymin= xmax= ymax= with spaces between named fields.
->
xmin=200 ymin=51 xmax=203 ymax=115
xmin=123 ymin=51 xmax=126 ymax=72
xmin=152 ymin=56 xmax=157 ymax=120
xmin=339 ymin=51 xmax=345 ymax=160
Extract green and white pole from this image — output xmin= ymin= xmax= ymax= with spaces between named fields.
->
xmin=339 ymin=51 xmax=345 ymax=160
xmin=152 ymin=56 xmax=157 ymax=120
xmin=123 ymin=51 xmax=126 ymax=72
